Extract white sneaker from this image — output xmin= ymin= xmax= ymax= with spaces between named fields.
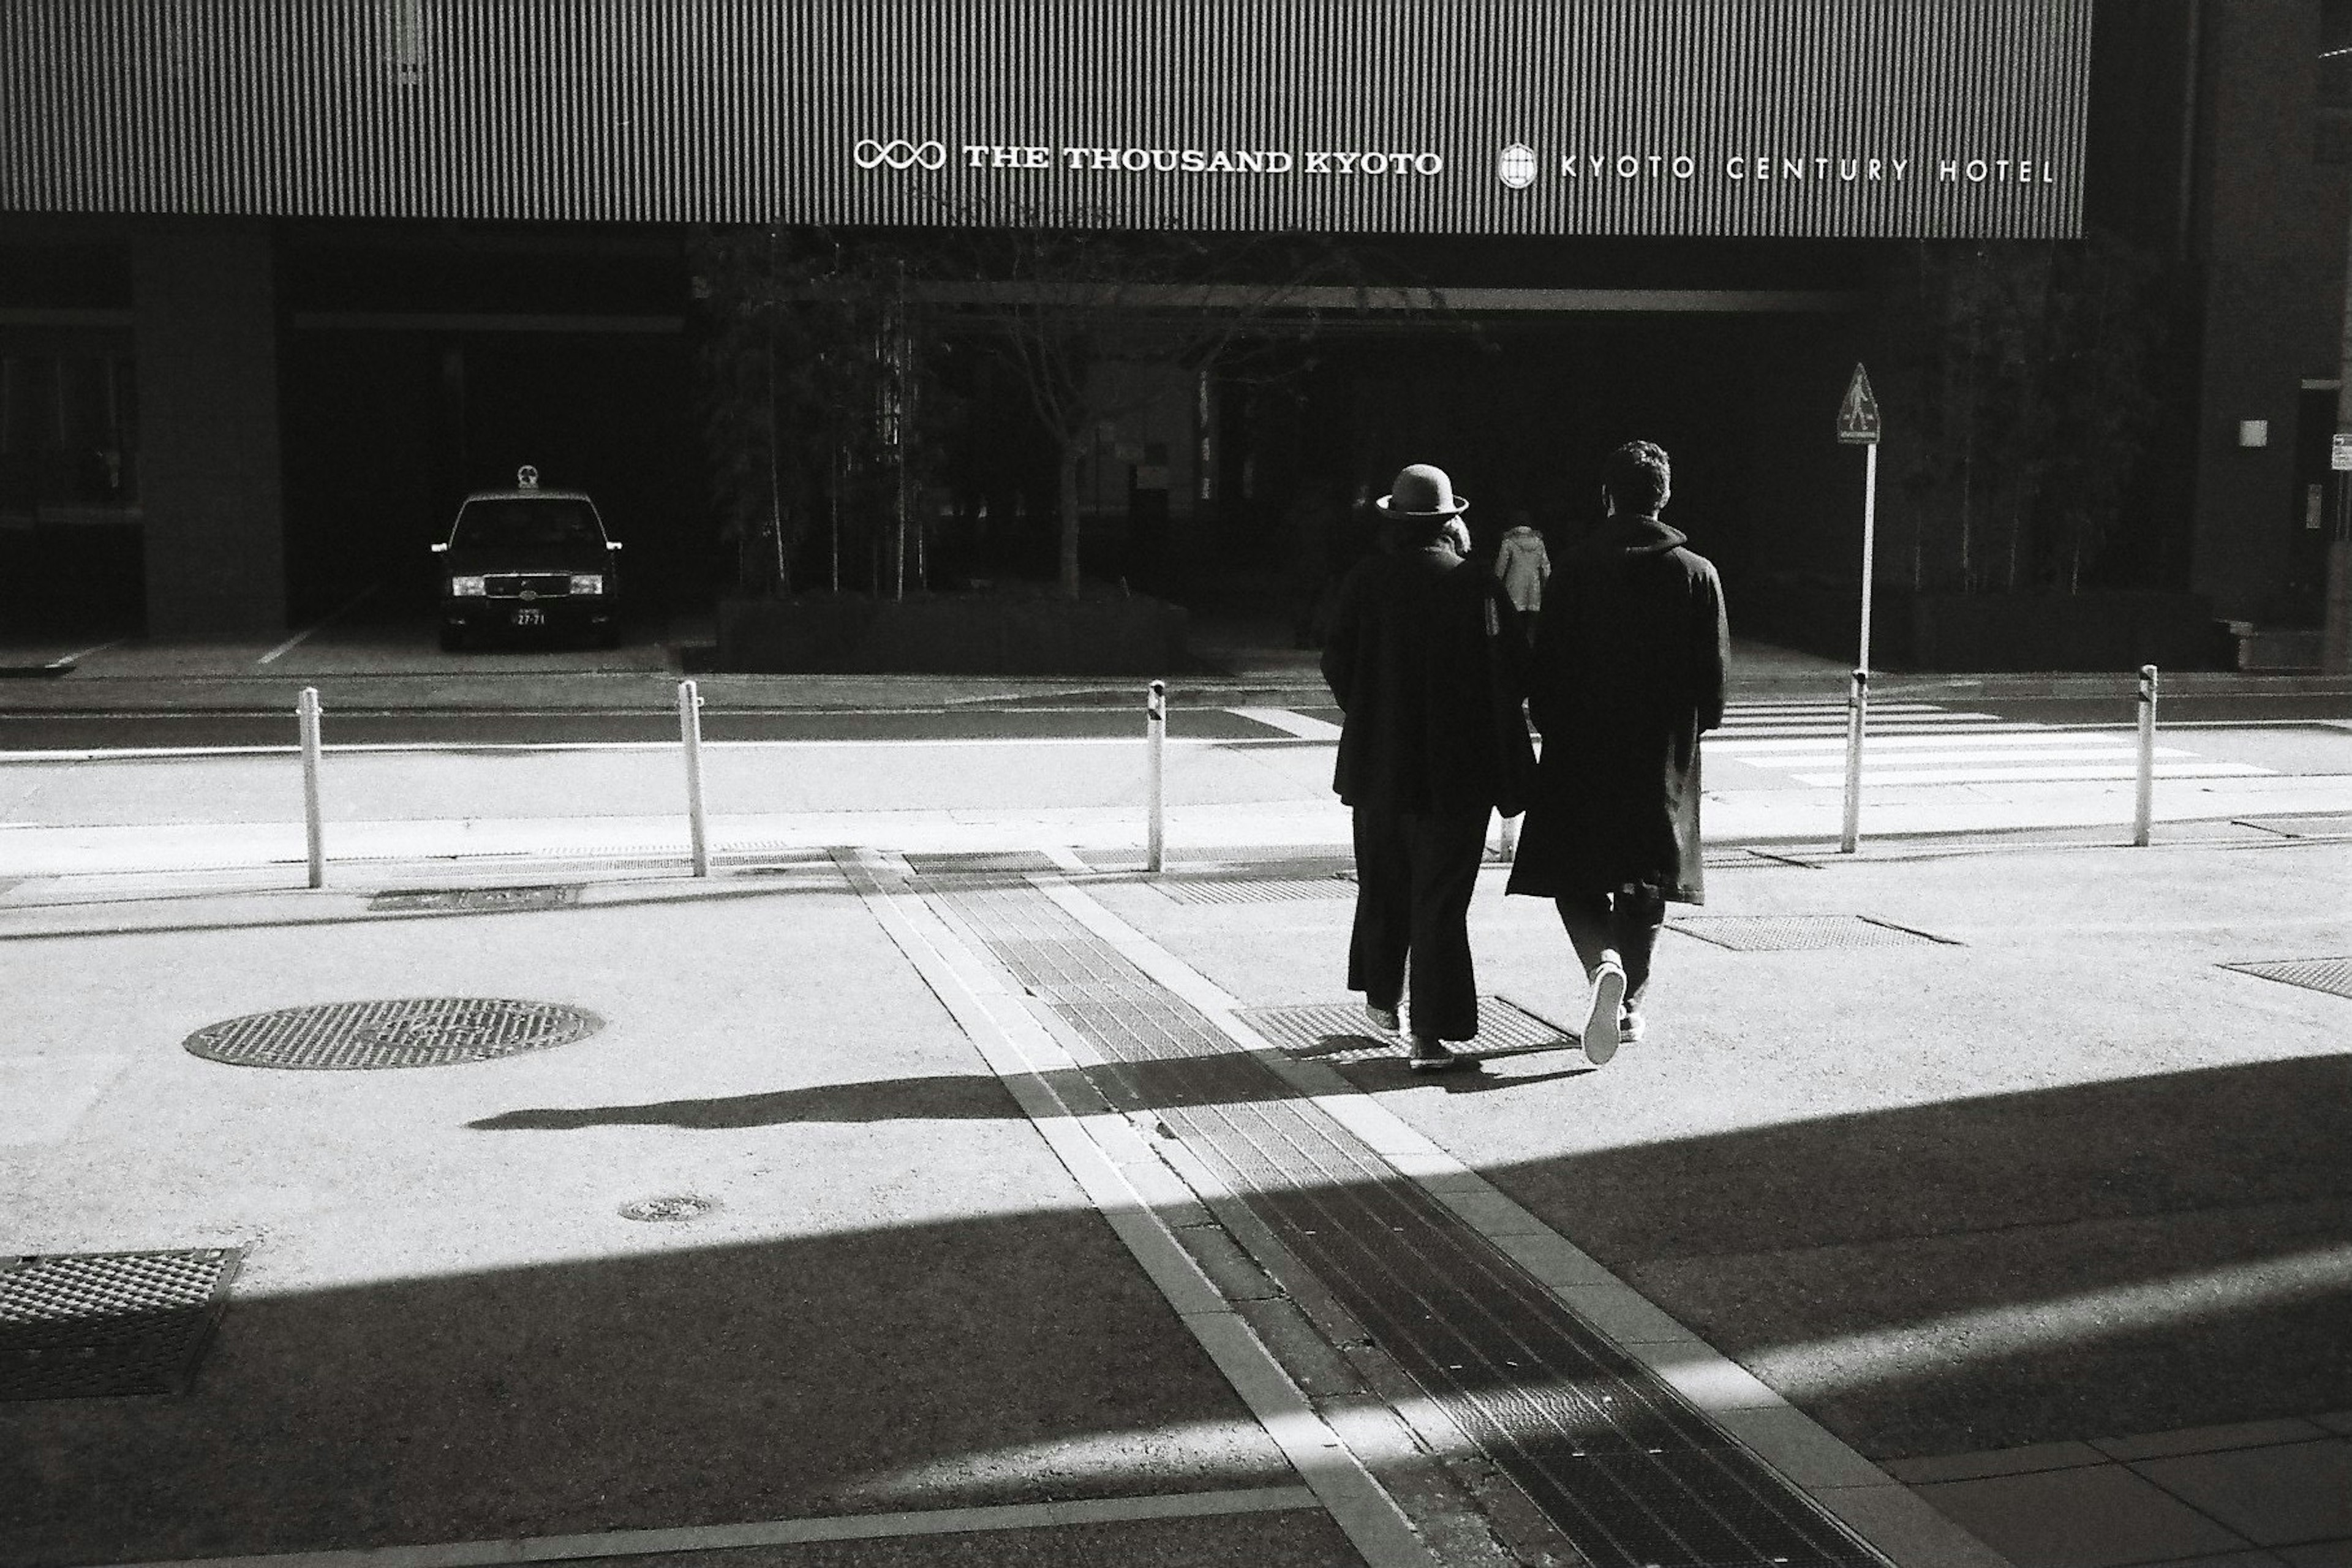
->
xmin=1363 ymin=1002 xmax=1401 ymax=1035
xmin=1583 ymin=956 xmax=1626 ymax=1066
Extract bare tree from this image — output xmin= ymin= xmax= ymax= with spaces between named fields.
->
xmin=918 ymin=221 xmax=1404 ymax=598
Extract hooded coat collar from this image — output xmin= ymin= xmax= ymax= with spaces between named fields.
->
xmin=1594 ymin=513 xmax=1687 ymax=557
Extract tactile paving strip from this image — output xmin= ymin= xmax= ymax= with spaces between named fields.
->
xmin=1152 ymin=876 xmax=1354 ymax=906
xmin=1237 ymin=997 xmax=1576 ymax=1064
xmin=903 ymin=850 xmax=1060 ymax=875
xmin=2234 ymin=814 xmax=2352 ymax=839
xmin=2222 ymin=957 xmax=2352 ymax=1000
xmin=1701 ymin=848 xmax=1824 ymax=869
xmin=0 ymin=1250 xmax=240 ymax=1400
xmin=917 ymin=874 xmax=1886 ymax=1568
xmin=368 ymin=885 xmax=581 ymax=914
xmin=185 ymin=998 xmax=603 ymax=1070
xmin=1668 ymin=914 xmax=1954 ymax=951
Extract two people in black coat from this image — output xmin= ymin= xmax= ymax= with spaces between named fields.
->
xmin=1322 ymin=445 xmax=1729 ymax=1069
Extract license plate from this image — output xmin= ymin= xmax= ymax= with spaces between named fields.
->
xmin=511 ymin=608 xmax=545 ymax=626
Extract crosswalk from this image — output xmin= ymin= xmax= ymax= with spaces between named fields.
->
xmin=1709 ymin=699 xmax=2271 ymax=787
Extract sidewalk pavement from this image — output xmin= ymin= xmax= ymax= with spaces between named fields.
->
xmin=4 ymin=761 xmax=2348 ymax=880
xmin=4 ymin=810 xmax=2347 ymax=1567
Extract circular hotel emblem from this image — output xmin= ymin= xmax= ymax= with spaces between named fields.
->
xmin=854 ymin=138 xmax=948 ymax=171
xmin=1496 ymin=143 xmax=1538 ymax=189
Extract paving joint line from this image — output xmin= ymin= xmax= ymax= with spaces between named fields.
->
xmin=99 ymin=1487 xmax=1323 ymax=1568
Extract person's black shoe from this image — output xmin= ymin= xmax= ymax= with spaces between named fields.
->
xmin=1406 ymin=1036 xmax=1475 ymax=1072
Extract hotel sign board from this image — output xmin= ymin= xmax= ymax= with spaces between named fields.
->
xmin=0 ymin=0 xmax=2089 ymax=238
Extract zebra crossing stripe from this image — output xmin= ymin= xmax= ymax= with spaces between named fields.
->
xmin=1713 ymin=698 xmax=2272 ymax=786
xmin=1789 ymin=761 xmax=2267 ymax=787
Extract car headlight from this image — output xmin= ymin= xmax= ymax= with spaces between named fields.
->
xmin=448 ymin=576 xmax=487 ymax=597
xmin=568 ymin=574 xmax=605 ymax=596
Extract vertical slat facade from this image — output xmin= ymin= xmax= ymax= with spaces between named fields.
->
xmin=0 ymin=0 xmax=2090 ymax=237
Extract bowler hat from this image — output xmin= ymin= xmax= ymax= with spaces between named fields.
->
xmin=1374 ymin=463 xmax=1469 ymax=519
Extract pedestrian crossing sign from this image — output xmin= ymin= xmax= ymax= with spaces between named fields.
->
xmin=1837 ymin=363 xmax=1882 ymax=445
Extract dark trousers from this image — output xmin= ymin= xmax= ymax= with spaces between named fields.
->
xmin=1348 ymin=802 xmax=1490 ymax=1041
xmin=1555 ymin=884 xmax=1668 ymax=1008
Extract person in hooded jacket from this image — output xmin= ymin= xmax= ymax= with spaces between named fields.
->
xmin=1507 ymin=440 xmax=1728 ymax=1065
xmin=1492 ymin=510 xmax=1551 ymax=644
xmin=1323 ymin=463 xmax=1535 ymax=1072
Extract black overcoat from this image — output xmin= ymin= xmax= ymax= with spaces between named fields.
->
xmin=1321 ymin=545 xmax=1536 ymax=815
xmin=1506 ymin=515 xmax=1728 ymax=903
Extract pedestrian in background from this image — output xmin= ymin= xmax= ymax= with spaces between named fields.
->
xmin=1493 ymin=509 xmax=1551 ymax=645
xmin=1322 ymin=463 xmax=1535 ymax=1071
xmin=1507 ymin=441 xmax=1728 ymax=1065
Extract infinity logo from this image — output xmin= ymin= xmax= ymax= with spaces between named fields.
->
xmin=854 ymin=138 xmax=947 ymax=171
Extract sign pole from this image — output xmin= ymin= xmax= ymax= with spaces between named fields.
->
xmin=1858 ymin=440 xmax=1878 ymax=674
xmin=1835 ymin=364 xmax=1882 ymax=854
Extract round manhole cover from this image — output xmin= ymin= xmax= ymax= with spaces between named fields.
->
xmin=619 ymin=1196 xmax=717 ymax=1223
xmin=184 ymin=999 xmax=603 ymax=1070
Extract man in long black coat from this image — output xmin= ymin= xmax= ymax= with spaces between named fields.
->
xmin=1507 ymin=441 xmax=1728 ymax=1065
xmin=1323 ymin=463 xmax=1534 ymax=1071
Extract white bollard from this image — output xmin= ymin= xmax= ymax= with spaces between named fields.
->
xmin=1495 ymin=811 xmax=1519 ymax=864
xmin=297 ymin=687 xmax=325 ymax=888
xmin=1146 ymin=679 xmax=1167 ymax=874
xmin=2133 ymin=663 xmax=2158 ymax=847
xmin=678 ymin=679 xmax=709 ymax=877
xmin=1839 ymin=668 xmax=1868 ymax=854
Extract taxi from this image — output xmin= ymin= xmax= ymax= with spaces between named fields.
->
xmin=432 ymin=466 xmax=623 ymax=649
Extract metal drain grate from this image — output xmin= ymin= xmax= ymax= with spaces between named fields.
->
xmin=1669 ymin=914 xmax=1954 ymax=951
xmin=1 ymin=1250 xmax=240 ymax=1400
xmin=1153 ymin=876 xmax=1354 ymax=906
xmin=2222 ymin=957 xmax=2352 ymax=1000
xmin=185 ymin=998 xmax=603 ymax=1070
xmin=913 ymin=873 xmax=1885 ymax=1568
xmin=368 ymin=885 xmax=581 ymax=914
xmin=1237 ymin=996 xmax=1577 ymax=1062
xmin=903 ymin=850 xmax=1059 ymax=876
xmin=2235 ymin=814 xmax=2352 ymax=840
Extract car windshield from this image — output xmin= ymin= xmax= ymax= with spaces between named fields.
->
xmin=451 ymin=498 xmax=604 ymax=550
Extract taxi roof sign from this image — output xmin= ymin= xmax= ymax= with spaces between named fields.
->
xmin=1837 ymin=363 xmax=1882 ymax=445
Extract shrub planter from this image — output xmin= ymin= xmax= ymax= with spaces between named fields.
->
xmin=715 ymin=591 xmax=1188 ymax=674
xmin=1903 ymin=590 xmax=2215 ymax=671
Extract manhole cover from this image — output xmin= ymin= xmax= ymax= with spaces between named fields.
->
xmin=1237 ymin=995 xmax=1575 ymax=1063
xmin=1668 ymin=914 xmax=1954 ymax=951
xmin=1 ymin=1249 xmax=241 ymax=1401
xmin=2223 ymin=957 xmax=2352 ymax=1000
xmin=1153 ymin=876 xmax=1353 ymax=906
xmin=369 ymin=885 xmax=581 ymax=914
xmin=619 ymin=1196 xmax=717 ymax=1223
xmin=185 ymin=998 xmax=603 ymax=1070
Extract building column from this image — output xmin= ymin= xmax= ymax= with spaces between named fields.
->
xmin=132 ymin=220 xmax=284 ymax=637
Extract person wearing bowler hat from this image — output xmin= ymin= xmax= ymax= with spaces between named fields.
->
xmin=1322 ymin=463 xmax=1535 ymax=1071
xmin=1507 ymin=440 xmax=1728 ymax=1065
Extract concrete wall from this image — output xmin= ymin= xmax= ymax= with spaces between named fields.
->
xmin=133 ymin=221 xmax=285 ymax=637
xmin=2188 ymin=0 xmax=2349 ymax=621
